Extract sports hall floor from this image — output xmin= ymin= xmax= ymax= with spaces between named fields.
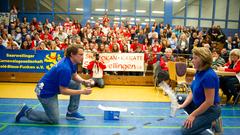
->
xmin=0 ymin=83 xmax=239 ymax=135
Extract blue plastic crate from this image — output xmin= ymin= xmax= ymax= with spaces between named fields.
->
xmin=104 ymin=111 xmax=120 ymax=120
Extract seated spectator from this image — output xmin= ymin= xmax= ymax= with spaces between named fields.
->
xmin=6 ymin=36 xmax=19 ymax=49
xmin=130 ymin=37 xmax=143 ymax=52
xmin=40 ymin=28 xmax=53 ymax=40
xmin=99 ymin=44 xmax=105 ymax=53
xmin=37 ymin=42 xmax=48 ymax=50
xmin=1 ymin=34 xmax=8 ymax=47
xmin=177 ymin=33 xmax=189 ymax=53
xmin=53 ymin=28 xmax=68 ymax=43
xmin=193 ymin=38 xmax=200 ymax=48
xmin=224 ymin=36 xmax=234 ymax=51
xmin=122 ymin=45 xmax=129 ymax=53
xmin=218 ymin=49 xmax=240 ymax=102
xmin=162 ymin=48 xmax=175 ymax=62
xmin=211 ymin=49 xmax=225 ymax=70
xmin=138 ymin=29 xmax=146 ymax=44
xmin=49 ymin=40 xmax=60 ymax=50
xmin=87 ymin=53 xmax=106 ymax=88
xmin=168 ymin=33 xmax=178 ymax=53
xmin=104 ymin=44 xmax=111 ymax=53
xmin=21 ymin=40 xmax=31 ymax=50
xmin=112 ymin=44 xmax=121 ymax=53
xmin=15 ymin=27 xmax=22 ymax=45
xmin=0 ymin=37 xmax=6 ymax=50
xmin=31 ymin=32 xmax=42 ymax=49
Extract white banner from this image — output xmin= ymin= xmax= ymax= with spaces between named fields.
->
xmin=83 ymin=53 xmax=144 ymax=72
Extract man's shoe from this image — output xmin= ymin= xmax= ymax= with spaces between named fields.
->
xmin=15 ymin=104 xmax=30 ymax=122
xmin=66 ymin=112 xmax=86 ymax=120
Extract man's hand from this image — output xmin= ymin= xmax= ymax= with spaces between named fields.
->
xmin=82 ymin=88 xmax=92 ymax=95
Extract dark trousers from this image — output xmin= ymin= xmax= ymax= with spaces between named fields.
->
xmin=219 ymin=76 xmax=239 ymax=101
xmin=177 ymin=94 xmax=221 ymax=135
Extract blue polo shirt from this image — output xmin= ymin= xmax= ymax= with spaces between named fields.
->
xmin=191 ymin=68 xmax=220 ymax=106
xmin=36 ymin=57 xmax=77 ymax=98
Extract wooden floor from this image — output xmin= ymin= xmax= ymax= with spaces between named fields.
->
xmin=0 ymin=83 xmax=170 ymax=102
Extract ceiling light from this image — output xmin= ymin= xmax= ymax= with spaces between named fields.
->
xmin=152 ymin=11 xmax=164 ymax=14
xmin=75 ymin=8 xmax=83 ymax=11
xmin=136 ymin=10 xmax=146 ymax=13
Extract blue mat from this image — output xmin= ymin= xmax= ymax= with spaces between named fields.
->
xmin=0 ymin=98 xmax=239 ymax=135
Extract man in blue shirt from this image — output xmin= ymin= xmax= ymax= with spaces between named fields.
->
xmin=15 ymin=45 xmax=92 ymax=124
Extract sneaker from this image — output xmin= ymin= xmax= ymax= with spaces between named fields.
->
xmin=15 ymin=104 xmax=30 ymax=122
xmin=66 ymin=112 xmax=86 ymax=120
xmin=212 ymin=117 xmax=224 ymax=134
xmin=205 ymin=129 xmax=214 ymax=135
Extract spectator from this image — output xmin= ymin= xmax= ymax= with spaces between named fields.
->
xmin=177 ymin=33 xmax=189 ymax=53
xmin=32 ymin=32 xmax=42 ymax=49
xmin=15 ymin=27 xmax=22 ymax=45
xmin=112 ymin=44 xmax=121 ymax=53
xmin=21 ymin=17 xmax=29 ymax=28
xmin=218 ymin=49 xmax=240 ymax=102
xmin=21 ymin=40 xmax=31 ymax=50
xmin=40 ymin=28 xmax=53 ymax=40
xmin=0 ymin=37 xmax=6 ymax=50
xmin=130 ymin=37 xmax=143 ymax=52
xmin=49 ymin=40 xmax=60 ymax=50
xmin=138 ymin=29 xmax=146 ymax=44
xmin=53 ymin=28 xmax=68 ymax=43
xmin=162 ymin=48 xmax=175 ymax=62
xmin=6 ymin=36 xmax=19 ymax=49
xmin=10 ymin=5 xmax=18 ymax=23
xmin=30 ymin=18 xmax=39 ymax=29
xmin=211 ymin=49 xmax=225 ymax=70
xmin=168 ymin=33 xmax=178 ymax=53
xmin=37 ymin=42 xmax=48 ymax=50
xmin=99 ymin=44 xmax=105 ymax=53
xmin=122 ymin=45 xmax=129 ymax=53
xmin=87 ymin=53 xmax=106 ymax=88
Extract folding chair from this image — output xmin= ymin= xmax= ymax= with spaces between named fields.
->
xmin=167 ymin=61 xmax=189 ymax=94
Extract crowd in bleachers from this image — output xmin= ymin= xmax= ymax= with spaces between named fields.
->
xmin=1 ymin=9 xmax=240 ymax=63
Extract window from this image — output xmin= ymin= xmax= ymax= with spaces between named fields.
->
xmin=200 ymin=20 xmax=212 ymax=28
xmin=214 ymin=21 xmax=225 ymax=29
xmin=54 ymin=0 xmax=68 ymax=12
xmin=172 ymin=19 xmax=184 ymax=26
xmin=24 ymin=0 xmax=37 ymax=12
xmin=187 ymin=0 xmax=199 ymax=18
xmin=122 ymin=0 xmax=135 ymax=16
xmin=69 ymin=14 xmax=83 ymax=23
xmin=39 ymin=0 xmax=52 ymax=12
xmin=215 ymin=0 xmax=227 ymax=19
xmin=108 ymin=0 xmax=120 ymax=14
xmin=9 ymin=0 xmax=22 ymax=11
xmin=92 ymin=0 xmax=106 ymax=14
xmin=70 ymin=0 xmax=83 ymax=13
xmin=173 ymin=0 xmax=185 ymax=17
xmin=186 ymin=19 xmax=198 ymax=27
xmin=152 ymin=0 xmax=164 ymax=17
xmin=228 ymin=0 xmax=240 ymax=20
xmin=136 ymin=0 xmax=149 ymax=16
xmin=228 ymin=22 xmax=238 ymax=29
xmin=54 ymin=14 xmax=68 ymax=23
xmin=201 ymin=0 xmax=213 ymax=19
